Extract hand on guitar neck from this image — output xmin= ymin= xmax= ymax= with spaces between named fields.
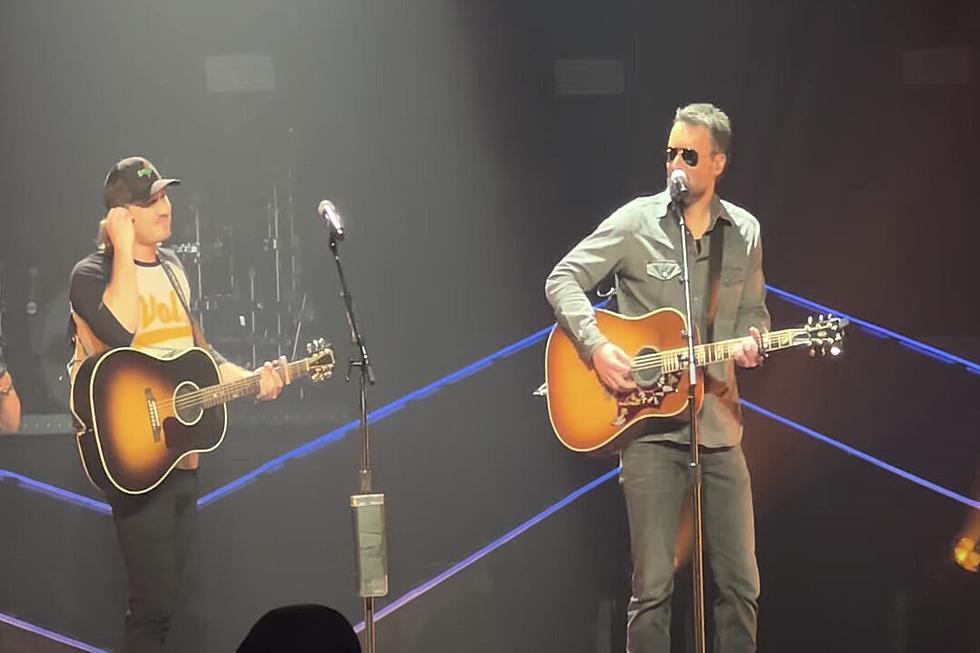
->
xmin=732 ymin=326 xmax=764 ymax=369
xmin=254 ymin=356 xmax=287 ymax=401
xmin=593 ymin=326 xmax=764 ymax=393
xmin=220 ymin=355 xmax=287 ymax=402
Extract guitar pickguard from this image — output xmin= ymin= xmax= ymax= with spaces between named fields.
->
xmin=612 ymin=371 xmax=682 ymax=427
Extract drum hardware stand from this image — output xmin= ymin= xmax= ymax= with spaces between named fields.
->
xmin=287 ymin=167 xmax=301 ymax=304
xmin=248 ymin=266 xmax=258 ymax=369
xmin=289 ymin=292 xmax=308 ymax=363
xmin=222 ymin=224 xmax=237 ymax=298
xmin=286 ymin=168 xmax=306 ymax=399
xmin=265 ymin=185 xmax=285 ymax=359
xmin=192 ymin=203 xmax=205 ymax=330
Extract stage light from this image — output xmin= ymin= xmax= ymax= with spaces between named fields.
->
xmin=952 ymin=537 xmax=979 ymax=573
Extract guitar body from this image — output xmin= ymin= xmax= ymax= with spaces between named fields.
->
xmin=71 ymin=347 xmax=226 ymax=495
xmin=545 ymin=308 xmax=704 ymax=453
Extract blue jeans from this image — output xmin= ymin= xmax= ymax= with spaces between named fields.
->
xmin=620 ymin=441 xmax=759 ymax=653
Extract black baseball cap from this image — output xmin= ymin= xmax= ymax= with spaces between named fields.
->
xmin=103 ymin=156 xmax=180 ymax=209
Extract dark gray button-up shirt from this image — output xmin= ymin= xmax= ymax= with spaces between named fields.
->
xmin=545 ymin=190 xmax=771 ymax=448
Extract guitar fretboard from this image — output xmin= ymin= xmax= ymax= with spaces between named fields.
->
xmin=641 ymin=329 xmax=806 ymax=374
xmin=191 ymin=360 xmax=312 ymax=410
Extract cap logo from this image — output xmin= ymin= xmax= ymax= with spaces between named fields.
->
xmin=136 ymin=166 xmax=154 ymax=179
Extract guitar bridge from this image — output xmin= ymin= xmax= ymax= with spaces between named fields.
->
xmin=145 ymin=388 xmax=162 ymax=443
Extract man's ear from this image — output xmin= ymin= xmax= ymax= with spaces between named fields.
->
xmin=713 ymin=153 xmax=728 ymax=178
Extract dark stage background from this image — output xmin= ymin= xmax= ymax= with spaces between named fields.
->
xmin=0 ymin=1 xmax=978 ymax=651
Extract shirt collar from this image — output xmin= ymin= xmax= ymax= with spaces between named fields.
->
xmin=657 ymin=191 xmax=733 ymax=232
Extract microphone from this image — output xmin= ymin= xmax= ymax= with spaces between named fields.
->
xmin=669 ymin=169 xmax=689 ymax=201
xmin=26 ymin=266 xmax=38 ymax=317
xmin=317 ymin=200 xmax=345 ymax=242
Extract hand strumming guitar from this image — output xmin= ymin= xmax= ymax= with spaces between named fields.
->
xmin=591 ymin=342 xmax=638 ymax=393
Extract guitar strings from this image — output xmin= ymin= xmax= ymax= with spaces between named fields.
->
xmin=155 ymin=361 xmax=308 ymax=413
xmin=628 ymin=330 xmax=801 ymax=373
xmin=157 ymin=330 xmax=803 ymax=411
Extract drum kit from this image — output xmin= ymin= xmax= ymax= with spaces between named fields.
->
xmin=173 ymin=181 xmax=317 ymax=370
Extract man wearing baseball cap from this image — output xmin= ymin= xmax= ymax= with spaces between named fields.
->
xmin=68 ymin=156 xmax=286 ymax=652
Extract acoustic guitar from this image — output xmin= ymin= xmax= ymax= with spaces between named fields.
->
xmin=544 ymin=308 xmax=846 ymax=452
xmin=70 ymin=339 xmax=334 ymax=494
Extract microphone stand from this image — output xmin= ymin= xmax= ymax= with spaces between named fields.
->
xmin=673 ymin=195 xmax=707 ymax=653
xmin=328 ymin=234 xmax=384 ymax=653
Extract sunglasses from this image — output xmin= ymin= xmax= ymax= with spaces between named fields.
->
xmin=666 ymin=147 xmax=699 ymax=167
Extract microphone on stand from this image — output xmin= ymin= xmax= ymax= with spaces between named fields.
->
xmin=669 ymin=169 xmax=689 ymax=202
xmin=316 ymin=197 xmax=385 ymax=648
xmin=317 ymin=200 xmax=355 ymax=342
xmin=317 ymin=200 xmax=345 ymax=242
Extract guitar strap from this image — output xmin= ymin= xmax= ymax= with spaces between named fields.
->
xmin=705 ymin=219 xmax=726 ymax=344
xmin=159 ymin=255 xmax=211 ymax=353
xmin=67 ymin=254 xmax=218 ymax=437
xmin=162 ymin=256 xmax=294 ymax=384
xmin=68 ymin=254 xmax=209 ymax=385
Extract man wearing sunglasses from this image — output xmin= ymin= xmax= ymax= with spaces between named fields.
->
xmin=546 ymin=103 xmax=770 ymax=652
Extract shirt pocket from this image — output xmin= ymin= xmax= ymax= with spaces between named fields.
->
xmin=646 ymin=261 xmax=681 ymax=281
xmin=638 ymin=260 xmax=681 ymax=308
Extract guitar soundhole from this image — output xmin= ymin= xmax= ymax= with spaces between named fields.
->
xmin=632 ymin=346 xmax=664 ymax=388
xmin=173 ymin=381 xmax=204 ymax=425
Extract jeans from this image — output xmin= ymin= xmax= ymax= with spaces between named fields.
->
xmin=620 ymin=441 xmax=759 ymax=653
xmin=105 ymin=468 xmax=199 ymax=653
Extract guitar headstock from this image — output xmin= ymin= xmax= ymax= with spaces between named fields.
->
xmin=305 ymin=338 xmax=335 ymax=382
xmin=796 ymin=314 xmax=849 ymax=357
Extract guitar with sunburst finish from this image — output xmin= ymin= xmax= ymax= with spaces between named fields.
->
xmin=70 ymin=339 xmax=335 ymax=494
xmin=544 ymin=308 xmax=847 ymax=453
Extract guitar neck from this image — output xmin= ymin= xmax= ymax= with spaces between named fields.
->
xmin=660 ymin=328 xmax=806 ymax=372
xmin=198 ymin=359 xmax=311 ymax=409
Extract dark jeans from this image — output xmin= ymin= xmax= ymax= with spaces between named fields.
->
xmin=620 ymin=441 xmax=759 ymax=653
xmin=105 ymin=469 xmax=199 ymax=653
